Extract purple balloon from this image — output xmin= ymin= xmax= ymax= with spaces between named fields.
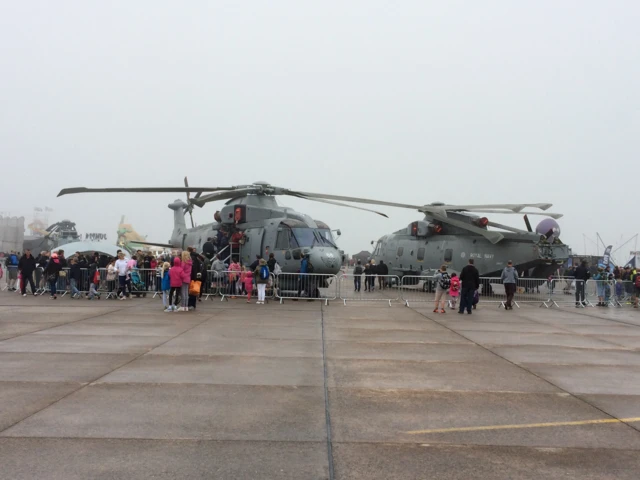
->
xmin=536 ymin=218 xmax=561 ymax=241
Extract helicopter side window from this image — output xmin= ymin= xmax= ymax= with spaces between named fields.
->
xmin=276 ymin=230 xmax=289 ymax=250
xmin=397 ymin=247 xmax=404 ymax=257
xmin=444 ymin=249 xmax=453 ymax=262
xmin=417 ymin=248 xmax=425 ymax=261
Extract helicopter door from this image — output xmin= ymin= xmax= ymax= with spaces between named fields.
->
xmin=242 ymin=228 xmax=264 ymax=264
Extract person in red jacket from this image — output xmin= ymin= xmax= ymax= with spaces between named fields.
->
xmin=166 ymin=257 xmax=184 ymax=312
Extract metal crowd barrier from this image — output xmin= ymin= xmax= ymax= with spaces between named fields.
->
xmin=340 ymin=273 xmax=400 ymax=306
xmin=399 ymin=276 xmax=436 ymax=307
xmin=275 ymin=272 xmax=338 ymax=305
xmin=218 ymin=270 xmax=277 ymax=302
xmin=549 ymin=279 xmax=588 ymax=308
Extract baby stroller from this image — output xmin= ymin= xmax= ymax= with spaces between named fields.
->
xmin=129 ymin=268 xmax=147 ymax=297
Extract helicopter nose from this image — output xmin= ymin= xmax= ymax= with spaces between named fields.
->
xmin=306 ymin=248 xmax=340 ymax=272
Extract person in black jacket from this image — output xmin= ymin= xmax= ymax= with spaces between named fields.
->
xmin=188 ymin=249 xmax=203 ymax=310
xmin=377 ymin=260 xmax=388 ymax=290
xmin=44 ymin=252 xmax=63 ymax=299
xmin=68 ymin=258 xmax=83 ymax=298
xmin=458 ymin=259 xmax=480 ymax=314
xmin=574 ymin=260 xmax=590 ymax=307
xmin=202 ymin=238 xmax=216 ymax=260
xmin=18 ymin=249 xmax=37 ymax=296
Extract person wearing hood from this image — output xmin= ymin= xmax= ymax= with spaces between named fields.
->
xmin=44 ymin=252 xmax=63 ymax=299
xmin=254 ymin=258 xmax=270 ymax=304
xmin=180 ymin=251 xmax=192 ymax=311
xmin=18 ymin=249 xmax=37 ymax=296
xmin=501 ymin=261 xmax=519 ymax=310
xmin=166 ymin=257 xmax=184 ymax=312
xmin=188 ymin=249 xmax=203 ymax=310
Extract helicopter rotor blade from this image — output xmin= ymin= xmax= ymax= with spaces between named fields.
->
xmin=288 ymin=193 xmax=389 ymax=218
xmin=191 ymin=188 xmax=258 ymax=207
xmin=284 ymin=190 xmax=424 ymax=210
xmin=431 ymin=213 xmax=505 ymax=244
xmin=451 ymin=209 xmax=564 ymax=219
xmin=57 ymin=187 xmax=239 ymax=197
xmin=524 ymin=215 xmax=533 ymax=232
xmin=183 ymin=177 xmax=195 ymax=228
xmin=439 ymin=203 xmax=553 ymax=212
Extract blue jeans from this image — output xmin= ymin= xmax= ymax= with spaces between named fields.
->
xmin=459 ymin=287 xmax=475 ymax=313
xmin=70 ymin=278 xmax=81 ymax=296
xmin=49 ymin=279 xmax=57 ymax=296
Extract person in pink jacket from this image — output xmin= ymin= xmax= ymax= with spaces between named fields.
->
xmin=180 ymin=251 xmax=192 ymax=311
xmin=166 ymin=257 xmax=184 ymax=312
xmin=242 ymin=267 xmax=254 ymax=303
xmin=449 ymin=272 xmax=461 ymax=310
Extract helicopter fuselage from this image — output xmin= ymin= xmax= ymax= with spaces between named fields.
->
xmin=371 ymin=217 xmax=570 ymax=279
xmin=168 ymin=196 xmax=342 ymax=276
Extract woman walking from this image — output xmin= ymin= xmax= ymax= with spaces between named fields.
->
xmin=44 ymin=252 xmax=63 ymax=300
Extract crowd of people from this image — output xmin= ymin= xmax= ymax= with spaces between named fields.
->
xmin=0 ymin=246 xmax=291 ymax=311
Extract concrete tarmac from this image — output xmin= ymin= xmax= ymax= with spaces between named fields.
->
xmin=1 ymin=294 xmax=640 ymax=479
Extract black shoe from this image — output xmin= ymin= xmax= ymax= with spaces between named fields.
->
xmin=457 ymin=311 xmax=464 ymax=315
xmin=467 ymin=311 xmax=472 ymax=314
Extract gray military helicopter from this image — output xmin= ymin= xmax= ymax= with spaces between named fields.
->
xmin=57 ymin=181 xmax=389 ymax=283
xmin=364 ymin=201 xmax=570 ymax=284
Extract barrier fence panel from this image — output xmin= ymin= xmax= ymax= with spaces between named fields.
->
xmin=219 ymin=270 xmax=277 ymax=302
xmin=585 ymin=279 xmax=621 ymax=307
xmin=550 ymin=279 xmax=589 ymax=307
xmin=339 ymin=274 xmax=400 ymax=306
xmin=275 ymin=273 xmax=338 ymax=305
xmin=615 ymin=280 xmax=637 ymax=307
xmin=400 ymin=276 xmax=436 ymax=307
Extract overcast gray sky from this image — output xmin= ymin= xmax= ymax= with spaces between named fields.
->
xmin=1 ymin=1 xmax=638 ymax=262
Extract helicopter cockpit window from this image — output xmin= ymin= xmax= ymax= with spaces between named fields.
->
xmin=276 ymin=228 xmax=299 ymax=249
xmin=317 ymin=229 xmax=337 ymax=248
xmin=373 ymin=241 xmax=382 ymax=256
xmin=397 ymin=247 xmax=404 ymax=257
xmin=291 ymin=228 xmax=316 ymax=247
xmin=417 ymin=248 xmax=425 ymax=261
xmin=444 ymin=249 xmax=453 ymax=262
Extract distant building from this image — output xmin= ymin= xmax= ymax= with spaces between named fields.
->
xmin=0 ymin=216 xmax=25 ymax=253
xmin=351 ymin=250 xmax=371 ymax=266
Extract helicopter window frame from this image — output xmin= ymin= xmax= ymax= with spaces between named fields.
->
xmin=397 ymin=247 xmax=404 ymax=257
xmin=444 ymin=248 xmax=453 ymax=262
xmin=317 ymin=229 xmax=337 ymax=248
xmin=276 ymin=229 xmax=290 ymax=250
xmin=417 ymin=247 xmax=425 ymax=261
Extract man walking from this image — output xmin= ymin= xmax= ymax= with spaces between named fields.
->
xmin=6 ymin=250 xmax=19 ymax=291
xmin=574 ymin=260 xmax=590 ymax=307
xmin=458 ymin=259 xmax=480 ymax=315
xmin=501 ymin=260 xmax=519 ymax=310
xmin=377 ymin=260 xmax=388 ymax=290
xmin=18 ymin=250 xmax=37 ymax=296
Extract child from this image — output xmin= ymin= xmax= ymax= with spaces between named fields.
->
xmin=106 ymin=259 xmax=117 ymax=299
xmin=228 ymin=258 xmax=241 ymax=298
xmin=87 ymin=264 xmax=101 ymax=300
xmin=166 ymin=257 xmax=184 ymax=312
xmin=449 ymin=272 xmax=460 ymax=310
xmin=242 ymin=268 xmax=254 ymax=303
xmin=254 ymin=258 xmax=270 ymax=304
xmin=161 ymin=262 xmax=171 ymax=310
xmin=181 ymin=251 xmax=192 ymax=312
xmin=155 ymin=260 xmax=162 ymax=294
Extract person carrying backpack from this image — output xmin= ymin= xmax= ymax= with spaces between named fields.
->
xmin=353 ymin=260 xmax=364 ymax=292
xmin=254 ymin=258 xmax=270 ymax=304
xmin=433 ymin=265 xmax=451 ymax=313
xmin=7 ymin=250 xmax=19 ymax=291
